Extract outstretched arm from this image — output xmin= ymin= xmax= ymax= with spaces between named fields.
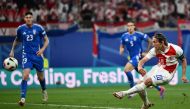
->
xmin=180 ymin=56 xmax=188 ymax=83
xmin=138 ymin=57 xmax=149 ymax=76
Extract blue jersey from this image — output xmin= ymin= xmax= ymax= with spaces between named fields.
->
xmin=16 ymin=23 xmax=46 ymax=71
xmin=16 ymin=23 xmax=47 ymax=54
xmin=120 ymin=31 xmax=149 ymax=58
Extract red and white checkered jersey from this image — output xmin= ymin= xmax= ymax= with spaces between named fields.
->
xmin=146 ymin=43 xmax=183 ymax=73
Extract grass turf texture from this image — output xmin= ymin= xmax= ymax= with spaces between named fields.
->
xmin=0 ymin=84 xmax=189 ymax=109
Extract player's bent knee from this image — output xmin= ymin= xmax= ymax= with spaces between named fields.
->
xmin=144 ymin=78 xmax=153 ymax=87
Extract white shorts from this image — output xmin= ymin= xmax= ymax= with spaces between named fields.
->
xmin=144 ymin=65 xmax=175 ymax=86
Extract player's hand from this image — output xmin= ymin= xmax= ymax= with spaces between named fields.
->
xmin=36 ymin=49 xmax=44 ymax=56
xmin=119 ymin=48 xmax=124 ymax=55
xmin=9 ymin=50 xmax=14 ymax=57
xmin=181 ymin=76 xmax=189 ymax=83
xmin=138 ymin=67 xmax=146 ymax=77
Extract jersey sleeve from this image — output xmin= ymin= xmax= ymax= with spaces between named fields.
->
xmin=120 ymin=34 xmax=125 ymax=45
xmin=16 ymin=26 xmax=22 ymax=41
xmin=137 ymin=31 xmax=149 ymax=41
xmin=39 ymin=25 xmax=47 ymax=38
xmin=142 ymin=33 xmax=149 ymax=41
xmin=172 ymin=44 xmax=183 ymax=57
xmin=145 ymin=48 xmax=156 ymax=59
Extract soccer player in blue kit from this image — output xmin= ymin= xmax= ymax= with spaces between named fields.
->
xmin=9 ymin=12 xmax=49 ymax=106
xmin=119 ymin=21 xmax=165 ymax=98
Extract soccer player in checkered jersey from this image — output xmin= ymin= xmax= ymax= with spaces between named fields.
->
xmin=9 ymin=12 xmax=49 ymax=106
xmin=120 ymin=21 xmax=165 ymax=98
xmin=113 ymin=33 xmax=188 ymax=109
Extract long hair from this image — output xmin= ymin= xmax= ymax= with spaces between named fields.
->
xmin=153 ymin=33 xmax=168 ymax=54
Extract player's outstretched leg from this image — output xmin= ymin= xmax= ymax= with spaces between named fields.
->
xmin=113 ymin=91 xmax=125 ymax=99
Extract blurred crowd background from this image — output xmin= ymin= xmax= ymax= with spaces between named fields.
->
xmin=0 ymin=0 xmax=190 ymax=28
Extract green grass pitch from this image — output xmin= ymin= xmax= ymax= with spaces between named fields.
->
xmin=0 ymin=84 xmax=189 ymax=109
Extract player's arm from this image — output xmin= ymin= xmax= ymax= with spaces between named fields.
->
xmin=138 ymin=57 xmax=149 ymax=76
xmin=174 ymin=44 xmax=188 ymax=83
xmin=119 ymin=44 xmax=124 ymax=55
xmin=9 ymin=37 xmax=19 ymax=57
xmin=178 ymin=54 xmax=188 ymax=83
xmin=138 ymin=48 xmax=155 ymax=76
xmin=37 ymin=35 xmax=49 ymax=56
xmin=142 ymin=34 xmax=152 ymax=57
xmin=146 ymin=37 xmax=152 ymax=52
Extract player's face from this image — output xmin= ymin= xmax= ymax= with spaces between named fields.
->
xmin=127 ymin=22 xmax=135 ymax=33
xmin=24 ymin=15 xmax=33 ymax=26
xmin=152 ymin=37 xmax=162 ymax=50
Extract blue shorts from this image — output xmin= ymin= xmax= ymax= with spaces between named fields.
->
xmin=22 ymin=53 xmax=44 ymax=72
xmin=129 ymin=55 xmax=141 ymax=72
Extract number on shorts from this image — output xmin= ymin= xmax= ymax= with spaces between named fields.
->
xmin=154 ymin=75 xmax=163 ymax=80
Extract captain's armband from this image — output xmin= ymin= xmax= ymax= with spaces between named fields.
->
xmin=178 ymin=54 xmax=185 ymax=61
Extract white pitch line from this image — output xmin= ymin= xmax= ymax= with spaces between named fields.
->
xmin=0 ymin=102 xmax=137 ymax=109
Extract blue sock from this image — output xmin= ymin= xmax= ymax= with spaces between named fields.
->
xmin=21 ymin=80 xmax=27 ymax=98
xmin=126 ymin=72 xmax=135 ymax=88
xmin=39 ymin=79 xmax=46 ymax=91
xmin=154 ymin=85 xmax=161 ymax=91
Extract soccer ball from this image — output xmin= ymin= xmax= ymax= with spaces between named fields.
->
xmin=3 ymin=57 xmax=18 ymax=71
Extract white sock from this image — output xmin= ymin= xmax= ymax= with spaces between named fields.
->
xmin=122 ymin=82 xmax=146 ymax=96
xmin=138 ymin=90 xmax=149 ymax=105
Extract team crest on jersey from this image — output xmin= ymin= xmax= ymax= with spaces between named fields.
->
xmin=125 ymin=39 xmax=128 ymax=41
xmin=33 ymin=29 xmax=36 ymax=35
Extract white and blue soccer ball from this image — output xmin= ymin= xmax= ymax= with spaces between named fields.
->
xmin=3 ymin=57 xmax=18 ymax=71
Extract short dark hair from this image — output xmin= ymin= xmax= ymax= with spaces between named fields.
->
xmin=153 ymin=33 xmax=168 ymax=46
xmin=25 ymin=12 xmax=33 ymax=16
xmin=127 ymin=20 xmax=135 ymax=25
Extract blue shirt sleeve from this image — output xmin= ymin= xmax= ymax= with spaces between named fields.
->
xmin=138 ymin=32 xmax=149 ymax=41
xmin=16 ymin=26 xmax=22 ymax=41
xmin=120 ymin=34 xmax=125 ymax=45
xmin=39 ymin=25 xmax=47 ymax=38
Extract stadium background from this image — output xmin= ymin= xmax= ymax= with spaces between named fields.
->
xmin=0 ymin=0 xmax=190 ymax=109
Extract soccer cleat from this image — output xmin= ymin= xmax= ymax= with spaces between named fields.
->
xmin=18 ymin=98 xmax=25 ymax=106
xmin=141 ymin=102 xmax=154 ymax=109
xmin=113 ymin=91 xmax=124 ymax=99
xmin=159 ymin=86 xmax=165 ymax=99
xmin=42 ymin=90 xmax=48 ymax=102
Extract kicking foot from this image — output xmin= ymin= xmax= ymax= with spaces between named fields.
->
xmin=113 ymin=91 xmax=124 ymax=99
xmin=18 ymin=98 xmax=25 ymax=106
xmin=141 ymin=102 xmax=154 ymax=109
xmin=42 ymin=90 xmax=48 ymax=102
xmin=159 ymin=86 xmax=165 ymax=99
